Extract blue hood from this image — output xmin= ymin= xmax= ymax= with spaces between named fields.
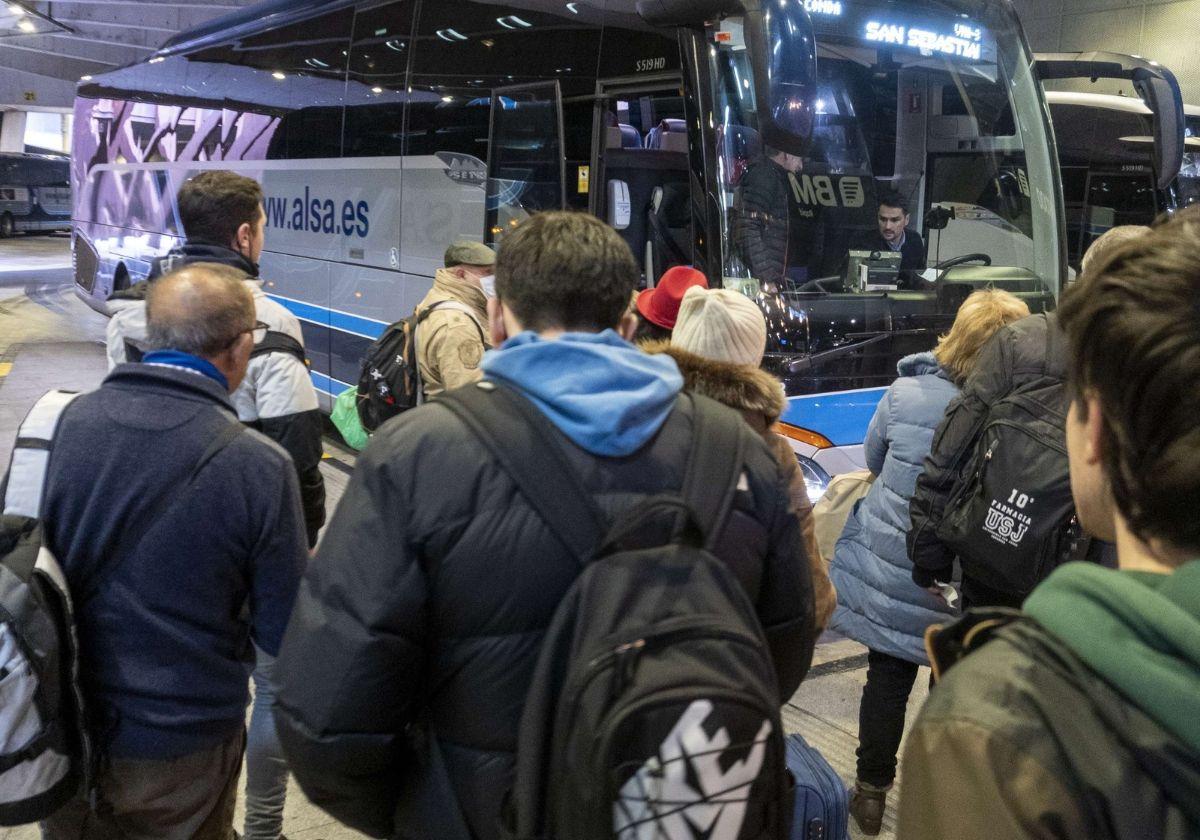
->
xmin=480 ymin=330 xmax=683 ymax=457
xmin=897 ymin=351 xmax=946 ymax=379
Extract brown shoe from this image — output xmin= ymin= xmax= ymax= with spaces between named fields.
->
xmin=849 ymin=780 xmax=890 ymax=835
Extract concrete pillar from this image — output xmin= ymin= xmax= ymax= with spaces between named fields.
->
xmin=0 ymin=110 xmax=28 ymax=152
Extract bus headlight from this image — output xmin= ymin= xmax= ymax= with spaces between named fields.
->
xmin=795 ymin=454 xmax=831 ymax=505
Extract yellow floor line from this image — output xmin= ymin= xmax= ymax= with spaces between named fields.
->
xmin=0 ymin=362 xmax=12 ymax=378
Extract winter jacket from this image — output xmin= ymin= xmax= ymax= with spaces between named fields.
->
xmin=897 ymin=561 xmax=1200 ymax=839
xmin=907 ymin=314 xmax=1068 ymax=605
xmin=830 ymin=352 xmax=959 ymax=664
xmin=644 ymin=340 xmax=835 ymax=631
xmin=105 ymin=243 xmax=326 ymax=546
xmin=415 ymin=269 xmax=490 ymax=399
xmin=734 ymin=159 xmax=790 ymax=288
xmin=273 ymin=334 xmax=815 ymax=840
xmin=733 ymin=159 xmax=822 ymax=287
xmin=4 ymin=364 xmax=307 ymax=759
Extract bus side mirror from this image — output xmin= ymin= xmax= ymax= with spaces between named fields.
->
xmin=742 ymin=0 xmax=817 ymax=157
xmin=1132 ymin=68 xmax=1185 ymax=191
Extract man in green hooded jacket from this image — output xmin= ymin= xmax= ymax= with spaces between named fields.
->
xmin=896 ymin=216 xmax=1200 ymax=839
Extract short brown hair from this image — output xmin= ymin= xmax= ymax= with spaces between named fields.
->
xmin=178 ymin=171 xmax=263 ymax=248
xmin=1058 ymin=216 xmax=1200 ymax=558
xmin=495 ymin=211 xmax=637 ymax=332
xmin=1080 ymin=225 xmax=1150 ymax=275
xmin=146 ymin=262 xmax=255 ymax=357
xmin=933 ymin=289 xmax=1030 ymax=384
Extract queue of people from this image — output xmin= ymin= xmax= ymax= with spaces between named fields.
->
xmin=2 ymin=165 xmax=1198 ymax=840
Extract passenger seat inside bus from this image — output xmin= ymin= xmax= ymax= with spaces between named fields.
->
xmin=604 ymin=118 xmax=691 ymax=285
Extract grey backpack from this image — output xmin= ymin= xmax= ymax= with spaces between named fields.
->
xmin=0 ymin=390 xmax=89 ymax=823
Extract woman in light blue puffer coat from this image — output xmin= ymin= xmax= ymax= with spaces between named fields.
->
xmin=831 ymin=289 xmax=1030 ymax=835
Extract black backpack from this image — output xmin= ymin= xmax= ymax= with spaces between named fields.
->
xmin=440 ymin=382 xmax=792 ymax=840
xmin=936 ymin=325 xmax=1081 ymax=598
xmin=357 ymin=301 xmax=484 ymax=432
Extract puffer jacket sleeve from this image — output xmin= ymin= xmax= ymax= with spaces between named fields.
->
xmin=246 ymin=351 xmax=327 ymax=547
xmin=754 ymin=445 xmax=818 ymax=698
xmin=274 ymin=439 xmax=424 ymax=838
xmin=733 ymin=163 xmax=786 ymax=288
xmin=863 ymin=390 xmax=890 ymax=477
xmin=907 ymin=328 xmax=1014 ymax=587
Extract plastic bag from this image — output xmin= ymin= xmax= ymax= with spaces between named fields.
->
xmin=332 ymin=386 xmax=370 ymax=451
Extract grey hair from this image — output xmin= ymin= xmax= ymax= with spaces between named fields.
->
xmin=145 ymin=262 xmax=255 ymax=357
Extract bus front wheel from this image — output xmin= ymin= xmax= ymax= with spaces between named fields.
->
xmin=0 ymin=213 xmax=14 ymax=239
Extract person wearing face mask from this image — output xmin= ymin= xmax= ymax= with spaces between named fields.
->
xmin=414 ymin=240 xmax=495 ymax=399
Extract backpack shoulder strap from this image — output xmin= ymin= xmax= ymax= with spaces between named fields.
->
xmin=681 ymin=393 xmax=747 ymax=550
xmin=417 ymin=300 xmax=487 ymax=343
xmin=3 ymin=390 xmax=82 ymax=519
xmin=251 ymin=329 xmax=307 ymax=366
xmin=437 ymin=382 xmax=603 ymax=565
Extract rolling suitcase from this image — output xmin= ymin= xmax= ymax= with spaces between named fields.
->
xmin=786 ymin=733 xmax=849 ymax=840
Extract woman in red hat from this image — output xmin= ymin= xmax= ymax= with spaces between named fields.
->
xmin=632 ymin=266 xmax=709 ymax=343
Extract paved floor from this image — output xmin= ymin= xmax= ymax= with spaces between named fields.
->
xmin=0 ymin=237 xmax=925 ymax=839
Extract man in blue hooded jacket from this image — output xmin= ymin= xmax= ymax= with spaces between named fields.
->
xmin=273 ymin=211 xmax=815 ymax=840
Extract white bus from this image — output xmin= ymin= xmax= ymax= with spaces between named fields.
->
xmin=73 ymin=0 xmax=1068 ymax=493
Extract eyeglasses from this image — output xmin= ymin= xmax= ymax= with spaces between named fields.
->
xmin=251 ymin=321 xmax=270 ymax=343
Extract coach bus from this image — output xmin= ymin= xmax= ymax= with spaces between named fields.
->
xmin=1045 ymin=90 xmax=1199 ymax=268
xmin=73 ymin=0 xmax=1067 ymax=490
xmin=0 ymin=152 xmax=71 ymax=238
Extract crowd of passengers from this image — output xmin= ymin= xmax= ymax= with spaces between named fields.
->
xmin=5 ymin=168 xmax=1197 ymax=840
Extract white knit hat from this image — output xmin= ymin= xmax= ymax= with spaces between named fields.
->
xmin=671 ymin=286 xmax=768 ymax=367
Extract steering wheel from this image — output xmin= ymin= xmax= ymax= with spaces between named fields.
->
xmin=934 ymin=253 xmax=992 ymax=271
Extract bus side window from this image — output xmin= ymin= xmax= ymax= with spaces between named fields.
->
xmin=342 ymin=1 xmax=416 ymax=158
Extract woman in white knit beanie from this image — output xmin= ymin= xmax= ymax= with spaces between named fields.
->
xmin=671 ymin=286 xmax=769 ymax=367
xmin=645 ymin=285 xmax=837 ymax=631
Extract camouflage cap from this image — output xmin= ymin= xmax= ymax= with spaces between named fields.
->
xmin=444 ymin=240 xmax=496 ymax=268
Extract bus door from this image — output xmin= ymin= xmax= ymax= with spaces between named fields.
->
xmin=593 ymin=76 xmax=693 ymax=286
xmin=486 ymin=81 xmax=567 ymax=247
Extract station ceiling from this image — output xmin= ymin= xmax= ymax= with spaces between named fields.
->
xmin=1 ymin=0 xmax=259 ymax=87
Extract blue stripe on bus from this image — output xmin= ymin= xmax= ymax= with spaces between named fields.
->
xmin=781 ymin=388 xmax=887 ymax=447
xmin=267 ymin=294 xmax=388 ymax=340
xmin=310 ymin=370 xmax=354 ymax=396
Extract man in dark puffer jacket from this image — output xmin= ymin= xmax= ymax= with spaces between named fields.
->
xmin=274 ymin=212 xmax=816 ymax=840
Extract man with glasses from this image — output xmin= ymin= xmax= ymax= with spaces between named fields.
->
xmin=28 ymin=264 xmax=306 ymax=839
xmin=104 ymin=172 xmax=324 ymax=840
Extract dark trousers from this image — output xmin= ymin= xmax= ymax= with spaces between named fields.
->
xmin=41 ymin=729 xmax=244 ymax=840
xmin=855 ymin=649 xmax=924 ymax=788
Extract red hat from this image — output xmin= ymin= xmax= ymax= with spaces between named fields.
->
xmin=636 ymin=266 xmax=709 ymax=329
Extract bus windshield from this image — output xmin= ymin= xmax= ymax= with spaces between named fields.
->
xmin=707 ymin=0 xmax=1060 ymax=386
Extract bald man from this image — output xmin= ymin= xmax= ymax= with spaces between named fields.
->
xmin=20 ymin=263 xmax=307 ymax=840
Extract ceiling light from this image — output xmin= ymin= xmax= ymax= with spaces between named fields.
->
xmin=442 ymin=95 xmax=454 ymax=102
xmin=567 ymin=2 xmax=580 ymax=11
xmin=272 ymin=71 xmax=286 ymax=80
xmin=385 ymin=39 xmax=405 ymax=51
xmin=372 ymin=86 xmax=383 ymax=93
xmin=497 ymin=15 xmax=532 ymax=28
xmin=17 ymin=18 xmax=35 ymax=31
xmin=9 ymin=3 xmax=24 ymax=14
xmin=436 ymin=28 xmax=467 ymax=41
xmin=305 ymin=57 xmax=330 ymax=69
xmin=80 ymin=75 xmax=93 ymax=81
xmin=148 ymin=56 xmax=165 ymax=63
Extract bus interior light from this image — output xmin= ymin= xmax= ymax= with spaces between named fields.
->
xmin=372 ymin=87 xmax=383 ymax=93
xmin=566 ymin=2 xmax=580 ymax=12
xmin=16 ymin=16 xmax=33 ymax=30
xmin=272 ymin=71 xmax=286 ymax=80
xmin=436 ymin=28 xmax=468 ymax=41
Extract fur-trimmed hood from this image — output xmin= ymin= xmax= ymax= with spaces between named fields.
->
xmin=641 ymin=341 xmax=786 ymax=427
